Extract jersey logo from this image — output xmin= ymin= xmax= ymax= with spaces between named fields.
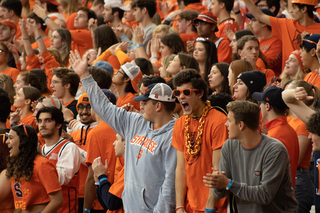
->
xmin=14 ymin=183 xmax=22 ymax=198
xmin=49 ymin=153 xmax=58 ymax=160
xmin=130 ymin=135 xmax=158 ymax=155
xmin=292 ymin=30 xmax=302 ymax=50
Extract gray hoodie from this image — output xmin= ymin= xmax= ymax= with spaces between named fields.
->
xmin=82 ymin=76 xmax=176 ymax=213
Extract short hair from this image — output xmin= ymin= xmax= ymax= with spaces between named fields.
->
xmin=134 ymin=58 xmax=154 ymax=75
xmin=306 ymin=112 xmax=320 ymax=136
xmin=217 ymin=0 xmax=234 ymax=12
xmin=208 ymin=92 xmax=233 ymax=115
xmin=227 ymin=100 xmax=260 ymax=130
xmin=294 ymin=3 xmax=314 ymax=19
xmin=212 ymin=62 xmax=231 ymax=94
xmin=88 ymin=66 xmax=112 ymax=89
xmin=0 ymin=93 xmax=10 ymax=123
xmin=77 ymin=7 xmax=97 ymax=21
xmin=132 ymin=0 xmax=157 ymax=18
xmin=27 ymin=12 xmax=46 ymax=31
xmin=179 ymin=10 xmax=199 ymax=32
xmin=40 ymin=0 xmax=59 ymax=12
xmin=161 ymin=33 xmax=186 ymax=54
xmin=173 ymin=69 xmax=208 ymax=102
xmin=1 ymin=0 xmax=22 ymax=17
xmin=52 ymin=68 xmax=80 ymax=97
xmin=180 ymin=0 xmax=201 ymax=6
xmin=112 ymin=7 xmax=125 ymax=19
xmin=153 ymin=25 xmax=179 ymax=37
xmin=178 ymin=52 xmax=199 ymax=71
xmin=36 ymin=106 xmax=64 ymax=135
xmin=151 ymin=99 xmax=176 ymax=112
xmin=138 ymin=75 xmax=166 ymax=93
xmin=93 ymin=0 xmax=104 ymax=6
xmin=237 ymin=35 xmax=259 ymax=51
xmin=235 ymin=30 xmax=254 ymax=41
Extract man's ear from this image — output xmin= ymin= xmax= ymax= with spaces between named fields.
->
xmin=238 ymin=120 xmax=245 ymax=131
xmin=310 ymin=48 xmax=316 ymax=57
xmin=265 ymin=102 xmax=271 ymax=111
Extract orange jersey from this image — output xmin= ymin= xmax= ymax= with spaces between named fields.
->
xmin=0 ymin=195 xmax=14 ymax=213
xmin=259 ymin=36 xmax=282 ymax=76
xmin=304 ymin=71 xmax=320 ymax=90
xmin=66 ymin=13 xmax=77 ymax=30
xmin=70 ymin=29 xmax=93 ymax=57
xmin=20 ymin=113 xmax=37 ymax=131
xmin=265 ymin=116 xmax=299 ymax=188
xmin=42 ymin=139 xmax=79 ymax=213
xmin=215 ymin=37 xmax=232 ymax=63
xmin=180 ymin=32 xmax=198 ymax=49
xmin=31 ymin=37 xmax=51 ymax=49
xmin=172 ymin=108 xmax=228 ymax=212
xmin=269 ymin=16 xmax=320 ymax=70
xmin=216 ymin=18 xmax=238 ymax=42
xmin=1 ymin=67 xmax=19 ymax=82
xmin=70 ymin=125 xmax=95 ymax=198
xmin=86 ymin=121 xmax=117 ymax=210
xmin=287 ymin=116 xmax=312 ymax=170
xmin=93 ymin=49 xmax=121 ymax=72
xmin=11 ymin=155 xmax=61 ymax=210
xmin=116 ymin=92 xmax=140 ymax=111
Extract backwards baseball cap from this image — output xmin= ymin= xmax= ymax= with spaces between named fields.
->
xmin=134 ymin=83 xmax=176 ymax=102
xmin=237 ymin=71 xmax=266 ymax=94
xmin=290 ymin=50 xmax=304 ymax=71
xmin=102 ymin=89 xmax=117 ymax=105
xmin=0 ymin=19 xmax=17 ymax=31
xmin=193 ymin=11 xmax=217 ymax=25
xmin=94 ymin=61 xmax=114 ymax=77
xmin=40 ymin=0 xmax=60 ymax=6
xmin=301 ymin=33 xmax=320 ymax=50
xmin=246 ymin=8 xmax=275 ymax=19
xmin=76 ymin=93 xmax=90 ymax=111
xmin=121 ymin=62 xmax=143 ymax=93
xmin=104 ymin=0 xmax=130 ymax=11
xmin=252 ymin=86 xmax=288 ymax=109
xmin=292 ymin=0 xmax=317 ymax=6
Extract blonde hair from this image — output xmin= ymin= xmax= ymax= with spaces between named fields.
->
xmin=280 ymin=66 xmax=305 ymax=87
xmin=152 ymin=25 xmax=178 ymax=37
xmin=161 ymin=54 xmax=176 ymax=78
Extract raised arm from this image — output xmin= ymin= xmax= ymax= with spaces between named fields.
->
xmin=242 ymin=0 xmax=271 ymax=25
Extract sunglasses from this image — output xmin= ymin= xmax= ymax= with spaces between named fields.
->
xmin=173 ymin=89 xmax=198 ymax=97
xmin=196 ymin=37 xmax=209 ymax=42
xmin=18 ymin=124 xmax=28 ymax=137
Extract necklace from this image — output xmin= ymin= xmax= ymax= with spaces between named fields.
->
xmin=185 ymin=100 xmax=211 ymax=157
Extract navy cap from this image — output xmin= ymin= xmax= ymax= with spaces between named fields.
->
xmin=237 ymin=71 xmax=266 ymax=94
xmin=246 ymin=9 xmax=275 ymax=19
xmin=252 ymin=86 xmax=288 ymax=109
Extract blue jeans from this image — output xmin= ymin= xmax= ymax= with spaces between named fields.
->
xmin=295 ymin=167 xmax=314 ymax=213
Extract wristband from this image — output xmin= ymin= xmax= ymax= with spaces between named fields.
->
xmin=99 ymin=177 xmax=107 ymax=184
xmin=151 ymin=56 xmax=158 ymax=60
xmin=44 ymin=16 xmax=50 ymax=22
xmin=166 ymin=17 xmax=171 ymax=22
xmin=233 ymin=10 xmax=240 ymax=14
xmin=175 ymin=206 xmax=184 ymax=211
xmin=205 ymin=208 xmax=216 ymax=212
xmin=83 ymin=208 xmax=91 ymax=213
xmin=226 ymin=179 xmax=233 ymax=190
xmin=36 ymin=36 xmax=42 ymax=40
xmin=120 ymin=35 xmax=126 ymax=40
xmin=131 ymin=43 xmax=143 ymax=50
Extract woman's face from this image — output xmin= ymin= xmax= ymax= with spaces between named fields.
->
xmin=51 ymin=31 xmax=64 ymax=50
xmin=6 ymin=130 xmax=20 ymax=157
xmin=13 ymin=87 xmax=26 ymax=108
xmin=208 ymin=65 xmax=224 ymax=91
xmin=233 ymin=78 xmax=248 ymax=100
xmin=284 ymin=54 xmax=299 ymax=77
xmin=228 ymin=67 xmax=234 ymax=87
xmin=166 ymin=55 xmax=182 ymax=76
xmin=193 ymin=42 xmax=206 ymax=63
xmin=124 ymin=5 xmax=135 ymax=22
xmin=14 ymin=74 xmax=27 ymax=93
xmin=159 ymin=42 xmax=172 ymax=57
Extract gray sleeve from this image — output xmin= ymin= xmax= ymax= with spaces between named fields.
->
xmin=81 ymin=75 xmax=137 ymax=137
xmin=121 ymin=36 xmax=134 ymax=50
xmin=153 ymin=139 xmax=177 ymax=212
xmin=229 ymin=146 xmax=289 ymax=204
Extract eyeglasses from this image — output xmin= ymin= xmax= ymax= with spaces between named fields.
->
xmin=78 ymin=104 xmax=91 ymax=110
xmin=194 ymin=21 xmax=208 ymax=27
xmin=116 ymin=70 xmax=125 ymax=75
xmin=196 ymin=37 xmax=210 ymax=42
xmin=173 ymin=89 xmax=199 ymax=97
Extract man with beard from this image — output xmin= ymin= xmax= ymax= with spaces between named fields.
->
xmin=37 ymin=106 xmax=81 ymax=213
xmin=70 ymin=93 xmax=97 ymax=211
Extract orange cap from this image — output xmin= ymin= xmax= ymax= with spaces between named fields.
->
xmin=0 ymin=19 xmax=16 ymax=31
xmin=292 ymin=0 xmax=317 ymax=6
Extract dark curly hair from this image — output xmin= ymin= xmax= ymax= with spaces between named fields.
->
xmin=6 ymin=125 xmax=39 ymax=181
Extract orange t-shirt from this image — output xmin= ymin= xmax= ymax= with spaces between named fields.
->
xmin=116 ymin=92 xmax=140 ymax=111
xmin=269 ymin=16 xmax=320 ymax=70
xmin=115 ymin=48 xmax=131 ymax=66
xmin=11 ymin=155 xmax=61 ymax=210
xmin=172 ymin=108 xmax=228 ymax=212
xmin=216 ymin=18 xmax=239 ymax=42
xmin=215 ymin=37 xmax=232 ymax=63
xmin=259 ymin=36 xmax=282 ymax=76
xmin=31 ymin=37 xmax=51 ymax=49
xmin=304 ymin=71 xmax=320 ymax=90
xmin=86 ymin=121 xmax=117 ymax=210
xmin=93 ymin=49 xmax=121 ymax=72
xmin=66 ymin=13 xmax=77 ymax=30
xmin=258 ymin=68 xmax=275 ymax=84
xmin=70 ymin=125 xmax=95 ymax=198
xmin=287 ymin=116 xmax=312 ymax=170
xmin=20 ymin=113 xmax=38 ymax=131
xmin=1 ymin=67 xmax=19 ymax=82
xmin=180 ymin=32 xmax=198 ymax=49
xmin=70 ymin=29 xmax=93 ymax=57
xmin=265 ymin=116 xmax=299 ymax=188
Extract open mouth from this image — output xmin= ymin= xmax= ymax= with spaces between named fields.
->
xmin=181 ymin=101 xmax=191 ymax=113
